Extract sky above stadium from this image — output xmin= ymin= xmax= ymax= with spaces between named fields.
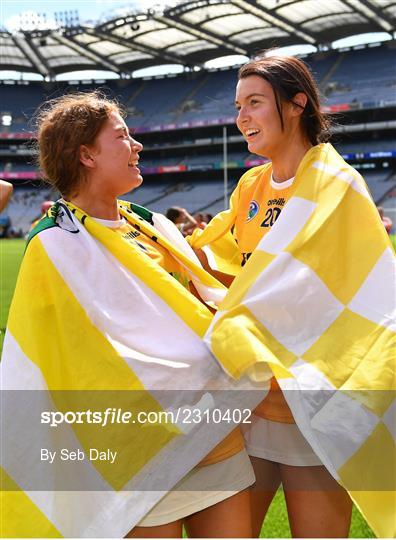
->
xmin=0 ymin=1 xmax=161 ymax=30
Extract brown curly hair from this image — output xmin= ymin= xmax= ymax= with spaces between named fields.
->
xmin=34 ymin=91 xmax=123 ymax=197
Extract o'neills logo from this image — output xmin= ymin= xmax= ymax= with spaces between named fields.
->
xmin=247 ymin=200 xmax=260 ymax=221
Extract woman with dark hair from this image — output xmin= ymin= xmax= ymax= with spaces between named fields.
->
xmin=189 ymin=53 xmax=364 ymax=537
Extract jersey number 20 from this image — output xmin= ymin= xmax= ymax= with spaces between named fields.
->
xmin=261 ymin=207 xmax=281 ymax=228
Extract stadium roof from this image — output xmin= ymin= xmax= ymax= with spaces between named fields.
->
xmin=1 ymin=0 xmax=395 ymax=78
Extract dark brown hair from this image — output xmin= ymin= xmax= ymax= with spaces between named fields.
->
xmin=238 ymin=53 xmax=331 ymax=145
xmin=34 ymin=91 xmax=122 ymax=197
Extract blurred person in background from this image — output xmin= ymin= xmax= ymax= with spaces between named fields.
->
xmin=0 ymin=215 xmax=11 ymax=238
xmin=166 ymin=206 xmax=203 ymax=236
xmin=193 ymin=213 xmax=214 ymax=228
xmin=0 ymin=179 xmax=13 ymax=213
xmin=30 ymin=199 xmax=55 ymax=230
xmin=193 ymin=212 xmax=207 ymax=227
xmin=377 ymin=206 xmax=393 ymax=234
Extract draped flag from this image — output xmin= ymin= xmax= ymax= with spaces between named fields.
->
xmin=201 ymin=231 xmax=242 ymax=276
xmin=1 ymin=201 xmax=267 ymax=538
xmin=190 ymin=143 xmax=396 ymax=539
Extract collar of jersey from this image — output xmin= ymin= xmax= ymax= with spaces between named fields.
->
xmin=270 ymin=173 xmax=295 ymax=190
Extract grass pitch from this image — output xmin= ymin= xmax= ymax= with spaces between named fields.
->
xmin=0 ymin=238 xmax=375 ymax=537
xmin=0 ymin=238 xmax=25 ymax=346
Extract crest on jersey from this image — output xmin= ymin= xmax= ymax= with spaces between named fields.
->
xmin=247 ymin=200 xmax=260 ymax=222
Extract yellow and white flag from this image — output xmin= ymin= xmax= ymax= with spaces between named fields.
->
xmin=192 ymin=144 xmax=396 ymax=538
xmin=1 ymin=201 xmax=266 ymax=538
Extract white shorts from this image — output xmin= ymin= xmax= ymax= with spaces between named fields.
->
xmin=137 ymin=450 xmax=255 ymax=527
xmin=242 ymin=414 xmax=322 ymax=466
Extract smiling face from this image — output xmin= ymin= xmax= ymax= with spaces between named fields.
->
xmin=235 ymin=75 xmax=295 ymax=160
xmin=81 ymin=111 xmax=143 ymax=198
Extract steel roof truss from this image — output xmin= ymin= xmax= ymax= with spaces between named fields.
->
xmin=231 ymin=0 xmax=317 ymax=45
xmin=13 ymin=34 xmax=53 ymax=78
xmin=156 ymin=11 xmax=248 ymax=55
xmin=52 ymin=32 xmax=124 ymax=75
xmin=89 ymin=28 xmax=190 ymax=67
xmin=343 ymin=0 xmax=394 ymax=32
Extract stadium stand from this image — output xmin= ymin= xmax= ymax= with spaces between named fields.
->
xmin=1 ymin=3 xmax=395 ymax=235
xmin=122 ymin=182 xmax=173 ymax=207
xmin=129 ymin=43 xmax=396 ymax=126
xmin=145 ymin=180 xmax=233 ymax=215
xmin=337 ymin=140 xmax=396 ymax=153
xmin=381 ymin=185 xmax=396 ymax=225
xmin=360 ymin=171 xmax=396 ymax=202
xmin=2 ymin=187 xmax=53 ymax=235
xmin=1 ymin=43 xmax=395 ymax=131
xmin=322 ymin=44 xmax=396 ymax=107
xmin=4 ymin=169 xmax=394 ymax=235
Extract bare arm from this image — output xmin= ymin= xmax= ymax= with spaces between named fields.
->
xmin=180 ymin=208 xmax=199 ymax=236
xmin=0 ymin=180 xmax=13 ymax=212
xmin=182 ymin=208 xmax=198 ymax=226
xmin=194 ymin=247 xmax=235 ymax=288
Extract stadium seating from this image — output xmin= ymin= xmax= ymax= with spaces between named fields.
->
xmin=1 ymin=42 xmax=395 ymax=132
xmin=3 ymin=167 xmax=395 ymax=234
xmin=336 ymin=140 xmax=396 ymax=154
xmin=122 ymin=182 xmax=173 ymax=207
xmin=323 ymin=45 xmax=396 ymax=107
xmin=146 ymin=180 xmax=231 ymax=214
xmin=360 ymin=170 xmax=396 ymax=202
xmin=2 ymin=187 xmax=53 ymax=234
xmin=306 ymin=51 xmax=339 ymax=84
xmin=0 ymin=82 xmax=44 ymax=119
xmin=1 ymin=41 xmax=394 ymax=235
